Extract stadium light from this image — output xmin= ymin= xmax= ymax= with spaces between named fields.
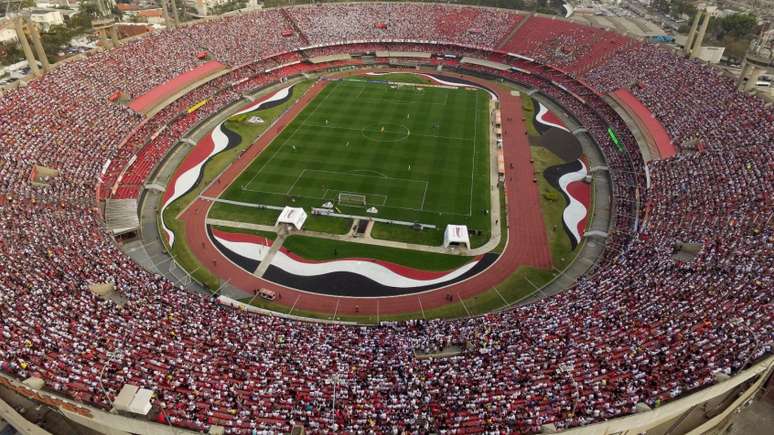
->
xmin=99 ymin=347 xmax=124 ymax=406
xmin=329 ymin=373 xmax=347 ymax=421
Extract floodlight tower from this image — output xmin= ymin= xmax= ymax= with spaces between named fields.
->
xmin=9 ymin=13 xmax=50 ymax=76
xmin=12 ymin=16 xmax=41 ymax=77
xmin=89 ymin=0 xmax=122 ymax=49
xmin=92 ymin=17 xmax=121 ymax=49
xmin=4 ymin=0 xmax=45 ymax=76
xmin=685 ymin=4 xmax=718 ymax=59
xmin=737 ymin=32 xmax=773 ymax=92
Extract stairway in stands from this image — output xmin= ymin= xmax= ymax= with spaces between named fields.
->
xmin=495 ymin=13 xmax=533 ymax=51
xmin=573 ymin=38 xmax=639 ymax=76
xmin=280 ymin=8 xmax=310 ymax=47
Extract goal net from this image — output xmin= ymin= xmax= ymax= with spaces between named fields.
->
xmin=338 ymin=192 xmax=366 ymax=206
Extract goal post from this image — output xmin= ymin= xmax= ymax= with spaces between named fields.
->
xmin=337 ymin=192 xmax=366 ymax=206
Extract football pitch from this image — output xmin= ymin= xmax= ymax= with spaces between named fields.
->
xmin=213 ymin=78 xmax=492 ymax=237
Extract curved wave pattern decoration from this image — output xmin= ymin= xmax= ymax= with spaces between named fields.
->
xmin=264 ymin=251 xmax=498 ymax=297
xmin=208 ymin=226 xmax=272 ymax=272
xmin=543 ymin=159 xmax=590 ymax=249
xmin=527 ymin=97 xmax=590 ymax=250
xmin=534 ymin=101 xmax=569 ymax=133
xmin=207 ymin=225 xmax=500 ymax=297
xmin=269 ymin=250 xmax=477 ymax=288
xmin=159 ymin=85 xmax=295 ymax=246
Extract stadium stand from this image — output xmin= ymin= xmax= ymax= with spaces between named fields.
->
xmin=0 ymin=3 xmax=771 ymax=434
xmin=498 ymin=15 xmax=636 ymax=74
xmin=583 ymin=43 xmax=774 ymax=153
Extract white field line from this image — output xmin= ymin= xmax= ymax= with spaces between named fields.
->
xmin=348 ymin=96 xmax=451 ymax=106
xmin=297 ymin=169 xmax=424 ymax=185
xmin=344 ymin=77 xmax=455 ymax=90
xmin=332 ymin=190 xmax=388 ymax=207
xmin=420 ymin=182 xmax=428 ymax=211
xmin=202 ymin=196 xmax=284 ymax=210
xmin=492 ymin=286 xmax=509 ymax=306
xmin=243 ymin=80 xmax=341 ymax=189
xmin=301 ymin=122 xmax=472 ymax=142
xmin=340 ymin=80 xmax=453 ymax=106
xmin=235 ymin=81 xmax=487 ymax=219
xmin=353 ymin=82 xmax=367 ymax=99
xmin=320 ymin=189 xmax=388 ymax=207
xmin=290 ymin=169 xmax=424 ymax=208
xmin=458 ymin=293 xmax=472 ymax=316
xmin=235 ymin=185 xmax=475 ymax=217
xmin=285 ymin=168 xmax=308 ymax=195
xmin=469 ymin=93 xmax=479 ymax=217
xmin=349 ymin=169 xmax=388 ymax=178
xmin=288 ymin=294 xmax=301 ymax=316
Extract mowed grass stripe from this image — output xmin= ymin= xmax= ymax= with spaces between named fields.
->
xmin=242 ymin=84 xmax=344 ymax=193
xmin=235 ymin=83 xmax=475 ymax=214
xmin=215 ymin=79 xmax=491 ymax=234
xmin=238 ymin=80 xmax=346 ymax=190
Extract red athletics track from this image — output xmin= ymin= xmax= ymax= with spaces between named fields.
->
xmin=181 ymin=69 xmax=552 ymax=316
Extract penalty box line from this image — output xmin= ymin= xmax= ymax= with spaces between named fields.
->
xmin=240 ymin=169 xmax=473 ymax=216
xmin=242 ymin=80 xmax=342 ymax=190
xmin=233 ymin=186 xmax=473 ymax=217
xmin=280 ymin=168 xmax=426 ymax=209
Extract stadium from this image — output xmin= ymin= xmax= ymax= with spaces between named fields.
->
xmin=0 ymin=2 xmax=772 ymax=434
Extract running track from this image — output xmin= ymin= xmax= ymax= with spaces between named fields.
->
xmin=181 ymin=69 xmax=551 ymax=316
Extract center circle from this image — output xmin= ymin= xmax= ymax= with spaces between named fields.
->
xmin=361 ymin=123 xmax=411 ymax=142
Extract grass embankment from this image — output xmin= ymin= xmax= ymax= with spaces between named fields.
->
xmin=161 ymin=80 xmax=314 ymax=290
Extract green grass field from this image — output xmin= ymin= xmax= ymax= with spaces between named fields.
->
xmin=212 ymin=78 xmax=492 ymax=246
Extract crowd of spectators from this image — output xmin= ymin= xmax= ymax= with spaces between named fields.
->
xmin=177 ymin=9 xmax=306 ymax=67
xmin=583 ymin=43 xmax=774 ymax=153
xmin=0 ymin=61 xmax=141 ymax=205
xmin=0 ymin=3 xmax=771 ymax=434
xmin=287 ymin=3 xmax=521 ymax=50
xmin=80 ymin=30 xmax=207 ymax=99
